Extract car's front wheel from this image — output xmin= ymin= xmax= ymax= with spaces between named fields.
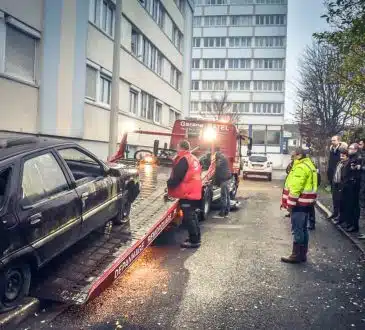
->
xmin=0 ymin=262 xmax=31 ymax=313
xmin=268 ymin=174 xmax=272 ymax=181
xmin=113 ymin=193 xmax=131 ymax=225
xmin=199 ymin=188 xmax=212 ymax=221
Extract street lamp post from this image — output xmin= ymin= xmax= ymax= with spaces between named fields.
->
xmin=299 ymin=98 xmax=305 ymax=147
xmin=108 ymin=0 xmax=122 ymax=158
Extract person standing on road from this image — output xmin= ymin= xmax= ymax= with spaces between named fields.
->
xmin=327 ymin=136 xmax=346 ymax=220
xmin=284 ymin=152 xmax=295 ymax=218
xmin=358 ymin=139 xmax=365 ymax=239
xmin=307 ymin=153 xmax=321 ymax=230
xmin=340 ymin=143 xmax=361 ymax=232
xmin=210 ymin=149 xmax=232 ymax=219
xmin=167 ymin=140 xmax=202 ymax=248
xmin=281 ymin=148 xmax=318 ymax=264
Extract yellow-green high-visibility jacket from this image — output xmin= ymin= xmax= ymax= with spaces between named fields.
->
xmin=281 ymin=157 xmax=318 ymax=208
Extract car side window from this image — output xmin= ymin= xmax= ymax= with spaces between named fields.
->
xmin=57 ymin=148 xmax=104 ymax=184
xmin=22 ymin=153 xmax=69 ymax=206
xmin=0 ymin=168 xmax=12 ymax=209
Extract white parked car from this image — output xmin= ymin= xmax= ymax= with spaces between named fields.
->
xmin=242 ymin=155 xmax=273 ymax=181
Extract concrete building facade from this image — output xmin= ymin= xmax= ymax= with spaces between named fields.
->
xmin=0 ymin=0 xmax=194 ymax=159
xmin=190 ymin=0 xmax=287 ymax=166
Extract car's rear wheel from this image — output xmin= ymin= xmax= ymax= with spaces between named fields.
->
xmin=268 ymin=174 xmax=272 ymax=181
xmin=0 ymin=263 xmax=31 ymax=313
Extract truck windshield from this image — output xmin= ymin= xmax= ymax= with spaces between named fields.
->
xmin=249 ymin=156 xmax=267 ymax=163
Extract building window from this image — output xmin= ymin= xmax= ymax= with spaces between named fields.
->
xmin=131 ymin=28 xmax=140 ymax=56
xmin=191 ymin=102 xmax=199 ymax=113
xmin=255 ymin=15 xmax=286 ymax=25
xmin=192 ymin=59 xmax=200 ymax=69
xmin=228 ymin=59 xmax=251 ymax=69
xmin=228 ymin=37 xmax=252 ymax=48
xmin=230 ymin=15 xmax=252 ymax=26
xmin=232 ymin=103 xmax=250 ymax=113
xmin=203 ymin=16 xmax=227 ymax=26
xmin=254 ymin=59 xmax=285 ymax=69
xmin=89 ymin=0 xmax=115 ymax=37
xmin=173 ymin=25 xmax=183 ymax=52
xmin=253 ymin=103 xmax=283 ymax=114
xmin=191 ymin=80 xmax=200 ymax=90
xmin=203 ymin=59 xmax=225 ymax=69
xmin=85 ymin=63 xmax=112 ymax=106
xmin=227 ymin=81 xmax=251 ymax=91
xmin=193 ymin=17 xmax=202 ymax=27
xmin=253 ymin=81 xmax=284 ymax=92
xmin=129 ymin=89 xmax=138 ymax=115
xmin=147 ymin=95 xmax=155 ymax=120
xmin=139 ymin=0 xmax=165 ymax=28
xmin=252 ymin=130 xmax=266 ymax=145
xmin=203 ymin=37 xmax=226 ymax=48
xmin=267 ymin=131 xmax=281 ymax=145
xmin=85 ymin=66 xmax=97 ymax=100
xmin=100 ymin=75 xmax=111 ymax=105
xmin=4 ymin=24 xmax=38 ymax=83
xmin=155 ymin=102 xmax=162 ymax=123
xmin=170 ymin=65 xmax=181 ymax=90
xmin=257 ymin=0 xmax=287 ymax=5
xmin=157 ymin=52 xmax=163 ymax=76
xmin=202 ymin=80 xmax=224 ymax=91
xmin=230 ymin=0 xmax=253 ymax=4
xmin=255 ymin=36 xmax=286 ymax=48
xmin=131 ymin=27 xmax=165 ymax=78
xmin=205 ymin=0 xmax=228 ymax=4
xmin=169 ymin=109 xmax=175 ymax=126
xmin=174 ymin=0 xmax=185 ymax=13
xmin=193 ymin=38 xmax=201 ymax=47
xmin=141 ymin=91 xmax=148 ymax=118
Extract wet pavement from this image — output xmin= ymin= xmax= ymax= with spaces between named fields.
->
xmin=22 ymin=179 xmax=365 ymax=330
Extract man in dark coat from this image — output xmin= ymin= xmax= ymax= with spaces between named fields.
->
xmin=336 ymin=144 xmax=361 ymax=232
xmin=211 ymin=149 xmax=232 ymax=218
xmin=327 ymin=136 xmax=346 ymax=220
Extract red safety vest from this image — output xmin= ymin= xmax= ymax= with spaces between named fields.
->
xmin=168 ymin=150 xmax=202 ymax=200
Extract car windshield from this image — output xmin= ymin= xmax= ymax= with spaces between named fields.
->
xmin=249 ymin=156 xmax=267 ymax=163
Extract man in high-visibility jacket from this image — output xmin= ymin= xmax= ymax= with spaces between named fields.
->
xmin=168 ymin=140 xmax=202 ymax=248
xmin=281 ymin=147 xmax=318 ymax=263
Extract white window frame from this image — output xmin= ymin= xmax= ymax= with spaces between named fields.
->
xmin=85 ymin=60 xmax=112 ymax=107
xmin=129 ymin=88 xmax=139 ymax=115
xmin=89 ymin=0 xmax=115 ymax=38
xmin=0 ymin=13 xmax=41 ymax=85
xmin=154 ymin=100 xmax=163 ymax=124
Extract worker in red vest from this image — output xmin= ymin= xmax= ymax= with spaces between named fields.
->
xmin=168 ymin=140 xmax=202 ymax=248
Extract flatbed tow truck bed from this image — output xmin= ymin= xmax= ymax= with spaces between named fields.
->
xmin=30 ymin=165 xmax=178 ymax=305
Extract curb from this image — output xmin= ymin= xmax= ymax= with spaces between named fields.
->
xmin=0 ymin=298 xmax=40 ymax=330
xmin=316 ymin=200 xmax=365 ymax=256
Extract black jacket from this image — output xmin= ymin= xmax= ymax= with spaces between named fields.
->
xmin=327 ymin=144 xmax=343 ymax=183
xmin=167 ymin=157 xmax=188 ymax=189
xmin=340 ymin=153 xmax=361 ymax=190
xmin=214 ymin=152 xmax=231 ymax=185
xmin=357 ymin=150 xmax=365 ymax=208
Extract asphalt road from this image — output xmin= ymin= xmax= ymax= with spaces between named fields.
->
xmin=23 ymin=179 xmax=365 ymax=330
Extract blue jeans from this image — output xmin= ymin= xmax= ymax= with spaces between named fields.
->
xmin=220 ymin=180 xmax=230 ymax=215
xmin=291 ymin=209 xmax=309 ymax=245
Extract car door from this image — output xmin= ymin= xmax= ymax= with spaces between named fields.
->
xmin=17 ymin=150 xmax=82 ymax=265
xmin=55 ymin=147 xmax=119 ymax=236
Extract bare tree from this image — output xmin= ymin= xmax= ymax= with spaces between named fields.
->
xmin=295 ymin=41 xmax=355 ymax=153
xmin=200 ymin=90 xmax=241 ymax=123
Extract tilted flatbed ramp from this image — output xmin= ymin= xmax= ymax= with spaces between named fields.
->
xmin=31 ymin=166 xmax=178 ymax=305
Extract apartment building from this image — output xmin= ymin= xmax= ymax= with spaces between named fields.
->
xmin=0 ymin=0 xmax=194 ymax=159
xmin=190 ymin=0 xmax=287 ymax=166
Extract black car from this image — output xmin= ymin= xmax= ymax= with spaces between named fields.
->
xmin=0 ymin=135 xmax=140 ymax=312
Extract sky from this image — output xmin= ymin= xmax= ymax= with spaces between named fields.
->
xmin=285 ymin=0 xmax=329 ymax=122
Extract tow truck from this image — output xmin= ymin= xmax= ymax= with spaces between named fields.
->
xmin=21 ymin=119 xmax=252 ymax=309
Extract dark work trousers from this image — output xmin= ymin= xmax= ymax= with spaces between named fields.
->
xmin=308 ymin=204 xmax=316 ymax=227
xmin=291 ymin=207 xmax=310 ymax=245
xmin=340 ymin=184 xmax=360 ymax=230
xmin=179 ymin=199 xmax=201 ymax=244
xmin=331 ymin=183 xmax=342 ymax=217
xmin=220 ymin=180 xmax=230 ymax=215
